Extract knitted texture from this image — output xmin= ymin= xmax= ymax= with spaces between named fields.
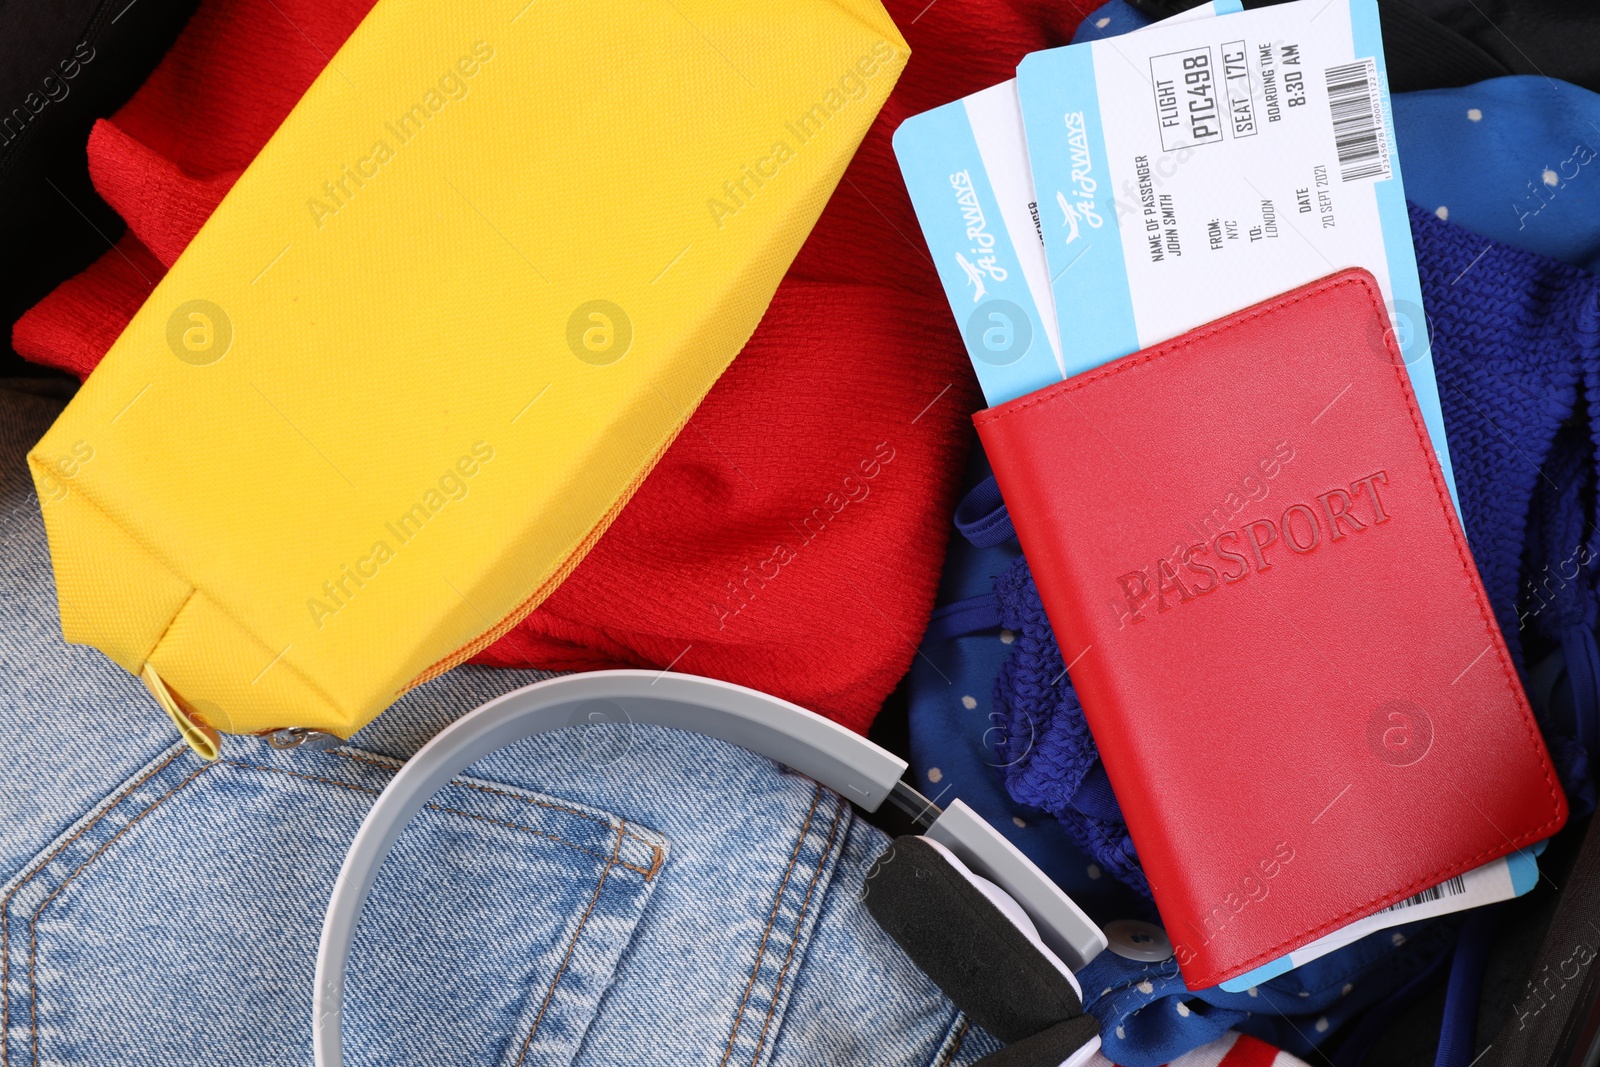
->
xmin=1417 ymin=204 xmax=1600 ymax=660
xmin=992 ymin=204 xmax=1600 ymax=896
xmin=1412 ymin=201 xmax=1596 ymax=808
xmin=992 ymin=558 xmax=1149 ymax=896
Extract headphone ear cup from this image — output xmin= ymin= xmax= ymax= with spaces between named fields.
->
xmin=862 ymin=836 xmax=1099 ymax=1061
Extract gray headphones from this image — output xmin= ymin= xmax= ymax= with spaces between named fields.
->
xmin=314 ymin=671 xmax=1108 ymax=1065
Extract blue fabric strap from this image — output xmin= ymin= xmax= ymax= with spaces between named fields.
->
xmin=955 ymin=476 xmax=1016 ymax=548
xmin=922 ymin=594 xmax=1002 ymax=645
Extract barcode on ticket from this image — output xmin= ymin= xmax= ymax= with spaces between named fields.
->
xmin=1377 ymin=873 xmax=1468 ymax=914
xmin=1324 ymin=58 xmax=1391 ymax=183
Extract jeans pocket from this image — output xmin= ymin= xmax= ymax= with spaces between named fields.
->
xmin=0 ymin=741 xmax=668 ymax=1067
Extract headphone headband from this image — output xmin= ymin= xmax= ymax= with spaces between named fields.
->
xmin=312 ymin=671 xmax=1104 ymax=1063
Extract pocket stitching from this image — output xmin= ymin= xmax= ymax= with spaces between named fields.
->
xmin=936 ymin=1018 xmax=971 ymax=1067
xmin=27 ymin=760 xmax=211 ymax=1066
xmin=718 ymin=784 xmax=822 ymax=1067
xmin=422 ymin=802 xmax=657 ymax=879
xmin=10 ymin=754 xmax=660 ymax=1066
xmin=746 ymin=797 xmax=846 ymax=1066
xmin=1 ymin=745 xmax=188 ymax=1067
xmin=219 ymin=760 xmax=661 ymax=878
xmin=510 ymin=819 xmax=627 ymax=1067
xmin=334 ymin=750 xmax=664 ymax=859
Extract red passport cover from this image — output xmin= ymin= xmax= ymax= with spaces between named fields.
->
xmin=975 ymin=269 xmax=1567 ymax=989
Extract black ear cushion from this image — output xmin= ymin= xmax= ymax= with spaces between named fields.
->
xmin=862 ymin=836 xmax=1096 ymax=1045
xmin=971 ymin=1017 xmax=1103 ymax=1067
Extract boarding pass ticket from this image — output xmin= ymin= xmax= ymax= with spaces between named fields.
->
xmin=1220 ymin=842 xmax=1543 ymax=991
xmin=892 ymin=1 xmax=1233 ymax=407
xmin=1016 ymin=0 xmax=1458 ymax=511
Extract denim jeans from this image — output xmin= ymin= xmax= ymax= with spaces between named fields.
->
xmin=0 ymin=382 xmax=1001 ymax=1066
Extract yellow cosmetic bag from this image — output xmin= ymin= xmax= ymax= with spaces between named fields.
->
xmin=29 ymin=0 xmax=906 ymax=756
